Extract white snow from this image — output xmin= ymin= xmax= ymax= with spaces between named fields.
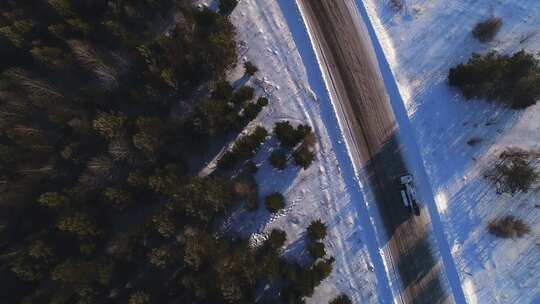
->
xmin=196 ymin=0 xmax=391 ymax=302
xmin=362 ymin=0 xmax=540 ymax=303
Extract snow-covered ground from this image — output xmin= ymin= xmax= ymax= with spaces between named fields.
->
xmin=195 ymin=0 xmax=394 ymax=302
xmin=362 ymin=1 xmax=540 ymax=303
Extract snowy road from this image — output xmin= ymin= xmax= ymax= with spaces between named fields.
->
xmin=296 ymin=0 xmax=458 ymax=303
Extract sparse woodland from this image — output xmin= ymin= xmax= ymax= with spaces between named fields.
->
xmin=0 ymin=0 xmax=328 ymax=303
xmin=449 ymin=19 xmax=540 ymax=240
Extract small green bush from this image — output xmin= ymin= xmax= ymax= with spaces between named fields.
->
xmin=265 ymin=192 xmax=285 ymax=213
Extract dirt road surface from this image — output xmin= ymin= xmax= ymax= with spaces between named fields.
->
xmin=296 ymin=1 xmax=453 ymax=303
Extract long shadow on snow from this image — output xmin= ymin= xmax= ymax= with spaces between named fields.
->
xmin=277 ymin=0 xmax=394 ymax=302
xmin=364 ymin=132 xmax=448 ymax=303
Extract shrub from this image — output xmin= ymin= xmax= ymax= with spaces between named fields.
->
xmin=219 ymin=0 xmax=238 ymax=15
xmin=293 ymin=145 xmax=315 ymax=169
xmin=448 ymin=50 xmax=540 ymax=109
xmin=244 ymin=61 xmax=258 ymax=76
xmin=488 ymin=216 xmax=530 ymax=238
xmin=265 ymin=192 xmax=285 ymax=213
xmin=499 ymin=156 xmax=538 ymax=194
xmin=466 ymin=137 xmax=482 ymax=146
xmin=308 ymin=241 xmax=326 ymax=260
xmin=307 ymin=219 xmax=327 ymax=241
xmin=329 ymin=294 xmax=352 ymax=304
xmin=269 ymin=150 xmax=288 ymax=170
xmin=472 ymin=17 xmax=503 ymax=43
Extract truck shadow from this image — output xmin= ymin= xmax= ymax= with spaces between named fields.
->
xmin=363 ymin=133 xmax=449 ymax=303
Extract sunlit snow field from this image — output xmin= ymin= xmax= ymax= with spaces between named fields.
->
xmin=363 ymin=1 xmax=540 ymax=303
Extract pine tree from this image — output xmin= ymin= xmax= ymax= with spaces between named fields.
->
xmin=265 ymin=192 xmax=285 ymax=213
xmin=129 ymin=291 xmax=151 ymax=304
xmin=37 ymin=192 xmax=69 ymax=208
xmin=56 ymin=212 xmax=102 ymax=238
xmin=307 ymin=219 xmax=327 ymax=241
xmin=93 ymin=111 xmax=127 ymax=140
xmin=329 ymin=294 xmax=352 ymax=304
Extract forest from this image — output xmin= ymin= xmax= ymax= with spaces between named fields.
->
xmin=0 ymin=0 xmax=332 ymax=303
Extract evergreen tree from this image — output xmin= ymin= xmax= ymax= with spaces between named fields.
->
xmin=37 ymin=192 xmax=69 ymax=208
xmin=329 ymin=294 xmax=352 ymax=304
xmin=293 ymin=145 xmax=315 ymax=169
xmin=56 ymin=212 xmax=102 ymax=238
xmin=129 ymin=291 xmax=151 ymax=304
xmin=308 ymin=241 xmax=326 ymax=260
xmin=103 ymin=187 xmax=133 ymax=210
xmin=307 ymin=219 xmax=327 ymax=241
xmin=244 ymin=61 xmax=258 ymax=76
xmin=267 ymin=229 xmax=287 ymax=250
xmin=147 ymin=247 xmax=171 ymax=269
xmin=219 ymin=0 xmax=238 ymax=15
xmin=269 ymin=150 xmax=288 ymax=170
xmin=133 ymin=116 xmax=165 ymax=158
xmin=265 ymin=192 xmax=285 ymax=213
xmin=93 ymin=111 xmax=127 ymax=140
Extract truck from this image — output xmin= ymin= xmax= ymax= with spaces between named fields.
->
xmin=399 ymin=174 xmax=420 ymax=216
